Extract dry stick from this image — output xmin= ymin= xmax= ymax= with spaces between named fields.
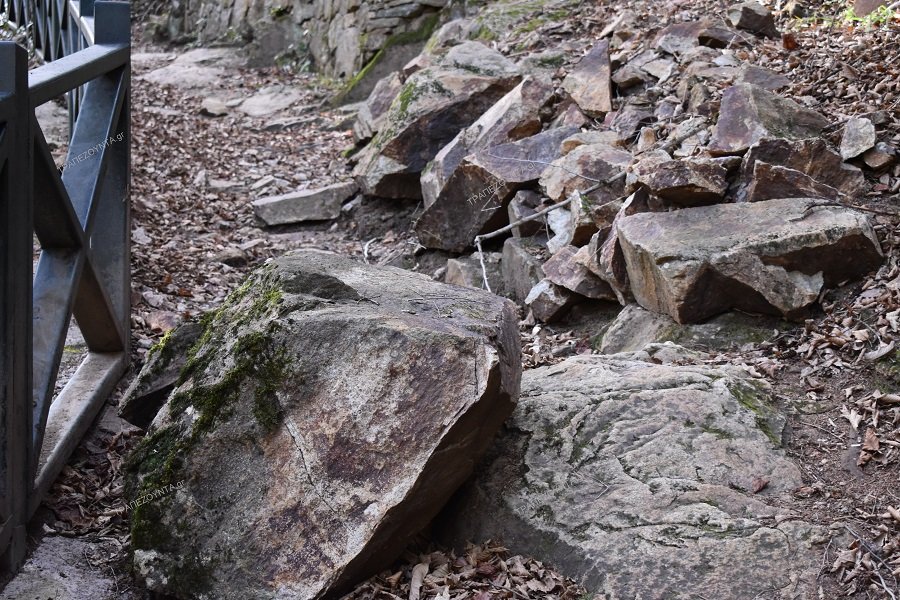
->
xmin=843 ymin=525 xmax=899 ymax=600
xmin=472 ymin=119 xmax=709 ymax=285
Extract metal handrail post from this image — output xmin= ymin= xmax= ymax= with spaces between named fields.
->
xmin=0 ymin=41 xmax=34 ymax=573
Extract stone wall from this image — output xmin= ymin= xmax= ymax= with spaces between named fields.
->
xmin=164 ymin=0 xmax=448 ymax=78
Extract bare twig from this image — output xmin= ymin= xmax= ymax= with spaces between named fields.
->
xmin=475 ymin=237 xmax=492 ymax=293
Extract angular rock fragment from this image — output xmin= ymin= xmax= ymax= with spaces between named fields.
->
xmin=127 ymin=251 xmax=521 ymax=600
xmin=610 ymin=103 xmax=655 ymax=139
xmin=840 ymin=116 xmax=877 ymax=160
xmin=736 ymin=138 xmax=867 ymax=201
xmin=743 ymin=163 xmax=840 ymax=203
xmin=542 ymin=246 xmax=614 ymax=300
xmin=636 ymin=159 xmax=729 ymax=206
xmin=617 ymin=198 xmax=883 ymax=322
xmin=708 ymin=84 xmax=829 ymax=156
xmin=863 ymin=142 xmax=897 ymax=171
xmin=507 ymin=190 xmax=543 ymax=238
xmin=562 ymin=40 xmax=613 ymax=116
xmin=352 ymin=42 xmax=521 ymax=199
xmin=502 ymin=237 xmax=547 ymax=304
xmin=560 ymin=130 xmax=625 ymax=154
xmin=439 ymin=347 xmax=826 ymax=599
xmin=655 ymin=20 xmax=743 ymax=55
xmin=539 ymin=143 xmax=633 ymax=203
xmin=599 ymin=304 xmax=780 ymax=354
xmin=727 ymin=1 xmax=779 ymax=38
xmin=421 ymin=77 xmax=555 ymax=208
xmin=415 ymin=127 xmax=578 ymax=252
xmin=252 ymin=182 xmax=358 ymax=226
xmin=735 ymin=64 xmax=790 ymax=90
xmin=353 ymin=72 xmax=403 ymax=142
xmin=445 ymin=252 xmax=504 ymax=294
xmin=526 ymin=279 xmax=576 ymax=322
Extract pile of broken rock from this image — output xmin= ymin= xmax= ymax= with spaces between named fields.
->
xmin=347 ymin=2 xmax=893 ymax=325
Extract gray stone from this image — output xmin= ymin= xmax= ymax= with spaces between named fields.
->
xmin=438 ymin=347 xmax=826 ymax=599
xmin=502 ymin=237 xmax=547 ymax=304
xmin=127 ymin=251 xmax=521 ymax=600
xmin=252 ymin=182 xmax=358 ymax=226
xmin=445 ymin=252 xmax=505 ymax=295
xmin=709 ymin=84 xmax=829 ymax=156
xmin=352 ymin=44 xmax=521 ymax=199
xmin=542 ymin=246 xmax=615 ymax=300
xmin=840 ymin=116 xmax=877 ymax=160
xmin=617 ymin=198 xmax=884 ymax=323
xmin=420 ymin=77 xmax=555 ymax=209
xmin=525 ymin=279 xmax=577 ymax=322
xmin=539 ymin=143 xmax=633 ymax=203
xmin=562 ymin=40 xmax=613 ymax=116
xmin=238 ymin=86 xmax=304 ymax=117
xmin=727 ymin=2 xmax=779 ymax=38
xmin=120 ymin=322 xmax=206 ymax=429
xmin=507 ymin=190 xmax=544 ymax=238
xmin=599 ymin=304 xmax=780 ymax=354
xmin=353 ymin=72 xmax=403 ymax=142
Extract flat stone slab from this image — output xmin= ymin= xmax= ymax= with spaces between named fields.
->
xmin=616 ymin=198 xmax=883 ymax=323
xmin=438 ymin=345 xmax=828 ymax=599
xmin=252 ymin=182 xmax=358 ymax=226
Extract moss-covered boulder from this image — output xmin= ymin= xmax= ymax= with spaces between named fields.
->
xmin=437 ymin=344 xmax=828 ymax=598
xmin=125 ymin=250 xmax=521 ymax=599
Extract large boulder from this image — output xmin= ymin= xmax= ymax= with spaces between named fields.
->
xmin=617 ymin=198 xmax=883 ymax=323
xmin=708 ymin=84 xmax=829 ymax=156
xmin=125 ymin=251 xmax=521 ymax=599
xmin=438 ymin=346 xmax=827 ymax=599
xmin=352 ymin=42 xmax=521 ymax=199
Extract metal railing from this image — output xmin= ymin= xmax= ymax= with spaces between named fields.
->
xmin=0 ymin=1 xmax=129 ymax=571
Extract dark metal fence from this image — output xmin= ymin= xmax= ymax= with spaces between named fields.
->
xmin=0 ymin=1 xmax=129 ymax=571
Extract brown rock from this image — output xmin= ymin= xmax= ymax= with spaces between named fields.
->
xmin=542 ymin=246 xmax=615 ymax=300
xmin=862 ymin=142 xmax=897 ymax=171
xmin=727 ymin=2 xmax=779 ymax=38
xmin=526 ymin=279 xmax=577 ymax=322
xmin=617 ymin=198 xmax=883 ymax=323
xmin=539 ymin=143 xmax=633 ymax=203
xmin=736 ymin=138 xmax=867 ymax=201
xmin=709 ymin=84 xmax=829 ymax=156
xmin=352 ymin=42 xmax=521 ymax=199
xmin=421 ymin=77 xmax=555 ymax=208
xmin=743 ymin=163 xmax=840 ymax=203
xmin=636 ymin=159 xmax=729 ymax=206
xmin=735 ymin=64 xmax=790 ymax=91
xmin=502 ymin=237 xmax=547 ymax=304
xmin=415 ymin=126 xmax=578 ymax=252
xmin=353 ymin=72 xmax=403 ymax=142
xmin=507 ymin=190 xmax=544 ymax=238
xmin=853 ymin=0 xmax=888 ymax=17
xmin=562 ymin=40 xmax=613 ymax=116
